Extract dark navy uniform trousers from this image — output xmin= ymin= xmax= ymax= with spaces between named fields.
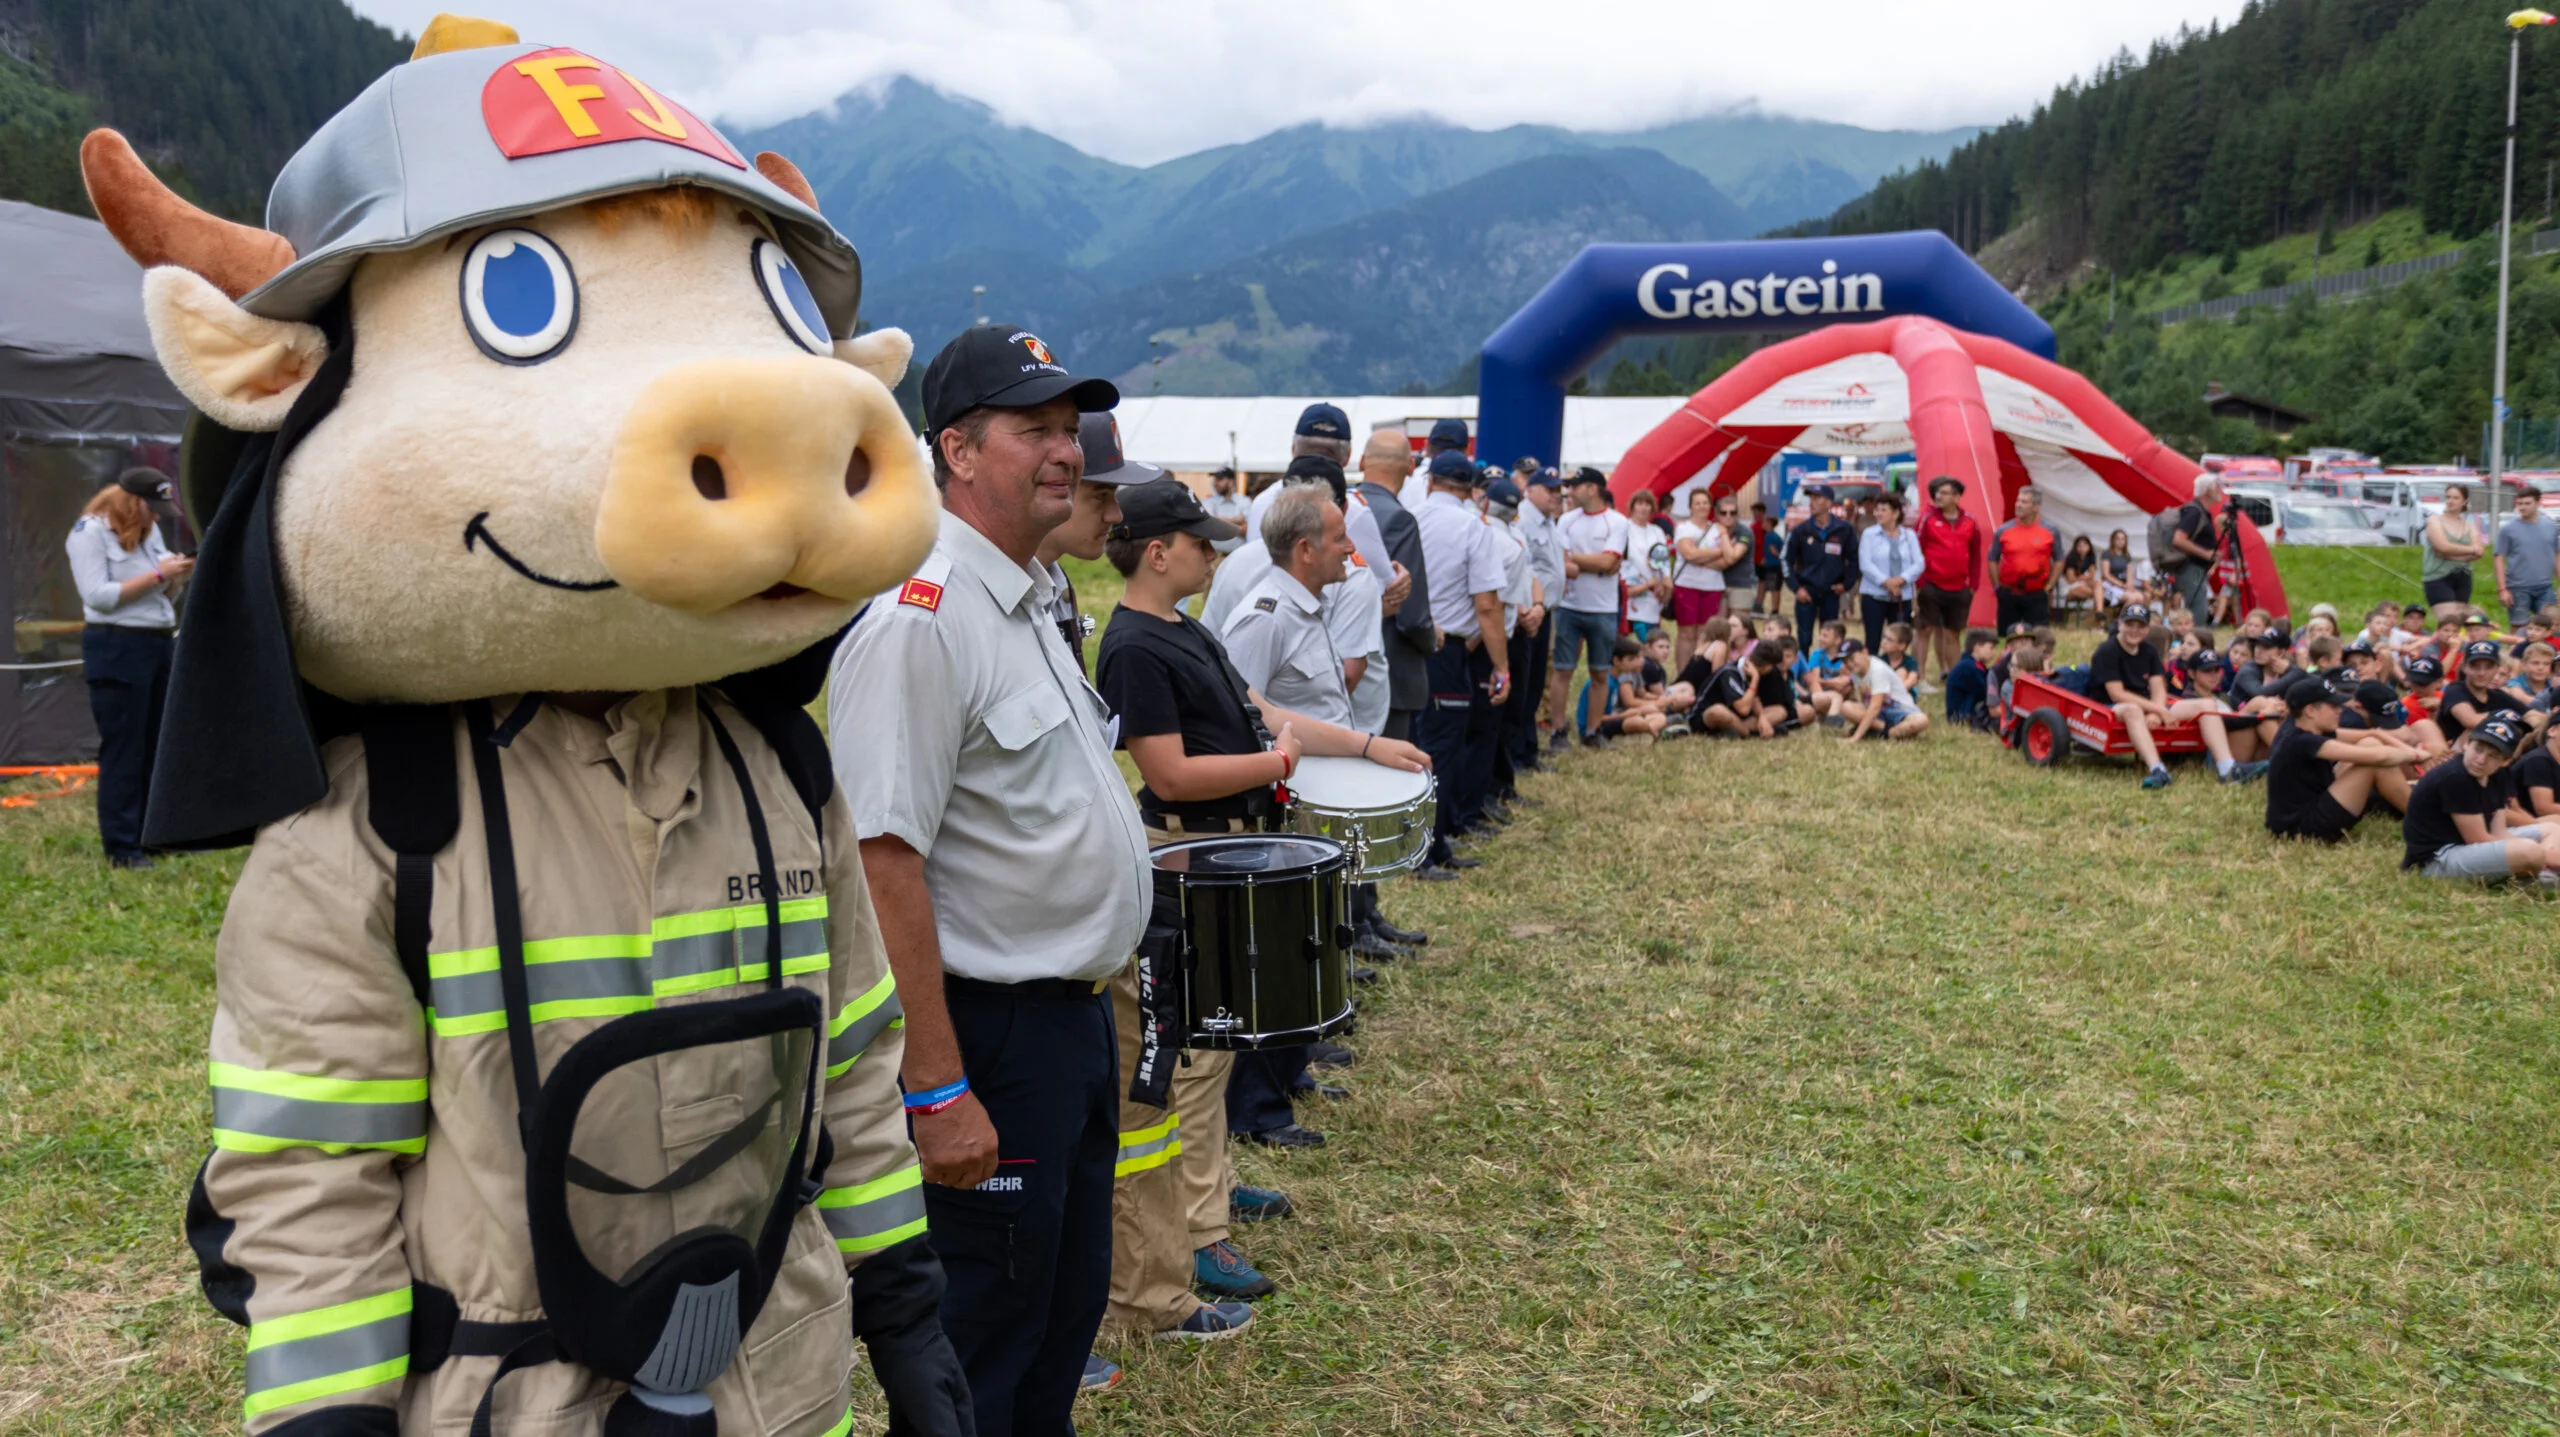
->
xmin=926 ymin=977 xmax=1117 ymax=1437
xmin=80 ymin=624 xmax=171 ymax=861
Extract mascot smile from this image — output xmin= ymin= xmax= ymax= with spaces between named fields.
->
xmin=84 ymin=13 xmax=971 ymax=1437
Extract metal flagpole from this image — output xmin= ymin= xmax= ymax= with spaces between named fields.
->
xmin=2494 ymin=11 xmax=2558 ymax=524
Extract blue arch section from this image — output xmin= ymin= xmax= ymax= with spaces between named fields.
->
xmin=1474 ymin=231 xmax=2055 ymax=471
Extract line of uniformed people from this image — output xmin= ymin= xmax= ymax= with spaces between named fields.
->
xmin=826 ymin=329 xmax=1450 ymax=1434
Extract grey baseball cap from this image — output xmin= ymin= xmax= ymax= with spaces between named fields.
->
xmin=241 ymin=41 xmax=859 ymax=333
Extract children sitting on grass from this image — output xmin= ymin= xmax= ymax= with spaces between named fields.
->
xmin=1793 ymin=620 xmax=1854 ymax=721
xmin=2511 ymin=608 xmax=2557 ymax=660
xmin=1944 ymin=627 xmax=1997 ymax=725
xmin=2265 ymin=677 xmax=2422 ymax=843
xmin=2440 ymin=640 xmax=2529 ymax=745
xmin=1690 ymin=642 xmax=1792 ymax=738
xmin=2504 ymin=641 xmax=2556 ymax=711
xmin=2507 ymin=716 xmax=2560 ymax=821
xmin=1592 ymin=636 xmax=1672 ymax=744
xmin=1840 ymin=634 xmax=1929 ymax=742
xmin=2400 ymin=716 xmax=2560 ymax=886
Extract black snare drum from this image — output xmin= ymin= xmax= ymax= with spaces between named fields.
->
xmin=1149 ymin=835 xmax=1354 ymax=1049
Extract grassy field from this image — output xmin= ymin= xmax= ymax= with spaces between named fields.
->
xmin=6 ymin=561 xmax=2560 ymax=1435
xmin=2267 ymin=546 xmax=2431 ymax=628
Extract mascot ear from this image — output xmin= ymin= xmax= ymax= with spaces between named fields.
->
xmin=835 ymin=327 xmax=913 ymax=390
xmin=142 ymin=267 xmax=330 ymax=432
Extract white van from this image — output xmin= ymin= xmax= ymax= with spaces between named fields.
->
xmin=2352 ymin=476 xmax=2473 ymax=544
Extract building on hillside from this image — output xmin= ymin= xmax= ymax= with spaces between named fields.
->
xmin=2203 ymin=383 xmax=2318 ymax=438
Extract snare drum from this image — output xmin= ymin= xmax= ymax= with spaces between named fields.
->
xmin=1284 ymin=756 xmax=1436 ymax=878
xmin=1149 ymin=835 xmax=1354 ymax=1049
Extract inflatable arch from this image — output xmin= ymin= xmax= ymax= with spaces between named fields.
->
xmin=1473 ymin=232 xmax=2054 ymax=472
xmin=1606 ymin=315 xmax=2288 ymax=625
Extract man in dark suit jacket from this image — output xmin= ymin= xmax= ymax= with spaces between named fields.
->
xmin=1358 ymin=427 xmax=1435 ymax=741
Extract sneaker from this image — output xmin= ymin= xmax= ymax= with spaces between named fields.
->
xmin=1080 ymin=1353 xmax=1123 ymax=1395
xmin=2141 ymin=767 xmax=2174 ymax=790
xmin=1156 ymin=1301 xmax=1255 ymax=1342
xmin=1581 ymin=733 xmax=1612 ymax=749
xmin=1914 ymin=680 xmax=1941 ymax=696
xmin=1230 ymin=1183 xmax=1295 ymax=1222
xmin=1547 ymin=730 xmax=1575 ymax=752
xmin=1660 ymin=725 xmax=1691 ymax=742
xmin=1193 ymin=1240 xmax=1279 ymax=1300
xmin=2218 ymin=760 xmax=2269 ymax=785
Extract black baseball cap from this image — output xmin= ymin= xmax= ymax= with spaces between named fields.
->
xmin=2121 ymin=603 xmax=2154 ymax=624
xmin=1527 ymin=466 xmax=1562 ymax=489
xmin=1804 ymin=483 xmax=1834 ymax=500
xmin=1427 ymin=417 xmax=1471 ymax=449
xmin=1109 ymin=479 xmax=1236 ymax=545
xmin=2465 ymin=611 xmax=2494 ymax=626
xmin=1284 ymin=453 xmax=1347 ymax=502
xmin=2003 ymin=622 xmax=2036 ymax=641
xmin=921 ymin=324 xmax=1118 ymax=437
xmin=1569 ymin=465 xmax=1608 ymax=489
xmin=116 ymin=466 xmax=171 ymax=499
xmin=2192 ymin=647 xmax=2225 ymax=669
xmin=2407 ymin=656 xmax=2444 ymax=683
xmin=1295 ymin=403 xmax=1350 ymax=440
xmin=2472 ymin=714 xmax=2527 ymax=755
xmin=2286 ymin=676 xmax=2344 ymax=713
xmin=2465 ymin=639 xmax=2506 ymax=665
xmin=1075 ymin=411 xmax=1163 ymax=486
xmin=1484 ymin=477 xmax=1523 ymax=513
xmin=1427 ymin=449 xmax=1475 ymax=484
xmin=2354 ymin=680 xmax=2402 ymax=714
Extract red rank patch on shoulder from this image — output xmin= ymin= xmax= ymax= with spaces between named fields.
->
xmin=483 ymin=48 xmax=743 ymax=168
xmin=897 ymin=578 xmax=943 ymax=612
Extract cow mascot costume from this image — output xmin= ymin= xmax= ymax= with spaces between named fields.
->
xmin=80 ymin=14 xmax=971 ymax=1437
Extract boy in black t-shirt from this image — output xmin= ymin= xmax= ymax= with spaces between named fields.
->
xmin=2506 ymin=717 xmax=2560 ymax=822
xmin=2265 ymin=678 xmax=2422 ymax=843
xmin=2402 ymin=716 xmax=2559 ymax=883
xmin=2090 ymin=604 xmax=2265 ymax=789
xmin=1693 ymin=644 xmax=1789 ymax=738
xmin=1092 ymin=481 xmax=1431 ymax=1340
xmin=2437 ymin=640 xmax=2529 ymax=747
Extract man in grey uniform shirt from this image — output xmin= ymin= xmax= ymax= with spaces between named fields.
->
xmin=828 ymin=324 xmax=1144 ymax=1436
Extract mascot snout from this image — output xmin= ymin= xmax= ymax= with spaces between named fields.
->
xmin=596 ymin=355 xmax=936 ymax=612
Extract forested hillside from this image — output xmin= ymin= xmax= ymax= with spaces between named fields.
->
xmin=1815 ymin=0 xmax=2537 ymax=273
xmin=0 ymin=0 xmax=407 ymax=221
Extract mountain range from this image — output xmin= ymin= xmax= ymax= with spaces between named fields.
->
xmin=737 ymin=79 xmax=1976 ymax=394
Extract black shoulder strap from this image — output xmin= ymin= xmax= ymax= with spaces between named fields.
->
xmin=358 ymin=704 xmax=461 ymax=1006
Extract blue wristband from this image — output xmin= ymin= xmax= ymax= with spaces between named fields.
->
xmin=903 ymin=1078 xmax=968 ymax=1110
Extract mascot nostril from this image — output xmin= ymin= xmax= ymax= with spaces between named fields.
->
xmin=90 ymin=14 xmax=973 ymax=1436
xmin=690 ymin=453 xmax=727 ymax=500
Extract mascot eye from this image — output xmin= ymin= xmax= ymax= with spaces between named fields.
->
xmin=461 ymin=229 xmax=578 ymax=363
xmin=753 ymin=239 xmax=832 ymax=353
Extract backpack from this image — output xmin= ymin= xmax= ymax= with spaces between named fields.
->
xmin=2146 ymin=507 xmax=2185 ymax=573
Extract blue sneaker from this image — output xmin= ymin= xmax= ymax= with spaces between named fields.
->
xmin=1079 ymin=1353 xmax=1122 ymax=1395
xmin=1193 ymin=1239 xmax=1278 ymax=1300
xmin=1229 ymin=1183 xmax=1294 ymax=1223
xmin=1156 ymin=1300 xmax=1255 ymax=1342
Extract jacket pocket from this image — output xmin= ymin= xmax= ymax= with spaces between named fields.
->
xmin=979 ymin=685 xmax=1094 ymax=831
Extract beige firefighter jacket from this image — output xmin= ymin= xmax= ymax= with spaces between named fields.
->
xmin=195 ymin=689 xmax=918 ymax=1436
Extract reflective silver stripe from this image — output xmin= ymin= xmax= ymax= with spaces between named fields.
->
xmin=211 ymin=1089 xmax=425 ymax=1148
xmin=243 ymin=1312 xmax=408 ymax=1398
xmin=430 ymin=955 xmax=651 ymax=1020
xmin=650 ymin=929 xmax=738 ymax=985
xmin=822 ymin=1184 xmax=927 ymax=1247
xmin=827 ymin=991 xmax=903 ymax=1072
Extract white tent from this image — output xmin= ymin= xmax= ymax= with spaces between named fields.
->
xmin=1110 ymin=395 xmax=1688 ymax=474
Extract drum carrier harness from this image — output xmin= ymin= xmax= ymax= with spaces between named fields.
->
xmin=359 ymin=688 xmax=837 ymax=1437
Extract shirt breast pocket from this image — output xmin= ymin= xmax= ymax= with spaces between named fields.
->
xmin=981 ymin=685 xmax=1096 ymax=831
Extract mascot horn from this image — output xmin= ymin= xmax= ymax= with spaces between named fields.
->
xmin=87 ymin=13 xmax=972 ymax=1437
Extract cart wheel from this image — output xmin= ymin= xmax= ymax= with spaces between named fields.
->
xmin=2022 ymin=708 xmax=2070 ymax=767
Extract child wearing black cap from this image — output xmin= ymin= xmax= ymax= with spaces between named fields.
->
xmin=2439 ymin=640 xmax=2528 ymax=747
xmin=2507 ymin=715 xmax=2560 ymax=822
xmin=2266 ymin=677 xmax=2424 ymax=842
xmin=2401 ymin=716 xmax=2560 ymax=883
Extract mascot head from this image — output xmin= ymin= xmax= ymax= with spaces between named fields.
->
xmin=87 ymin=15 xmax=938 ymax=846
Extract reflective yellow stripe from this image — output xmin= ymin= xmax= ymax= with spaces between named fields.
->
xmin=423 ymin=897 xmax=835 ymax=1034
xmin=1114 ymin=1113 xmax=1182 ymax=1177
xmin=208 ymin=1064 xmax=424 ymax=1105
xmin=818 ymin=1409 xmax=855 ymax=1437
xmin=246 ymin=1289 xmax=413 ymax=1350
xmin=426 ymin=932 xmax=650 ymax=978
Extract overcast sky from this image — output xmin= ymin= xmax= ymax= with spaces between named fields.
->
xmin=349 ymin=0 xmax=2251 ymax=165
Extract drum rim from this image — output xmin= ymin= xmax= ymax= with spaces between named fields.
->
xmin=1149 ymin=832 xmax=1351 ymax=880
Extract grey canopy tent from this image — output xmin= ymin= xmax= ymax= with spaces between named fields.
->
xmin=2 ymin=197 xmax=190 ymax=765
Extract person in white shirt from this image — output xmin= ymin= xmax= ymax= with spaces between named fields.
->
xmin=1411 ymin=449 xmax=1512 ymax=864
xmin=1857 ymin=492 xmax=1925 ymax=654
xmin=1402 ymin=418 xmax=1472 ymax=510
xmin=1620 ymin=488 xmax=1672 ymax=641
xmin=1545 ymin=467 xmax=1631 ymax=750
xmin=1670 ymin=487 xmax=1734 ymax=673
xmin=64 ymin=471 xmax=192 ymax=866
xmin=1840 ymin=635 xmax=1929 ymax=740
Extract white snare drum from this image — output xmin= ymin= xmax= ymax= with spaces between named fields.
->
xmin=1284 ymin=756 xmax=1436 ymax=879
